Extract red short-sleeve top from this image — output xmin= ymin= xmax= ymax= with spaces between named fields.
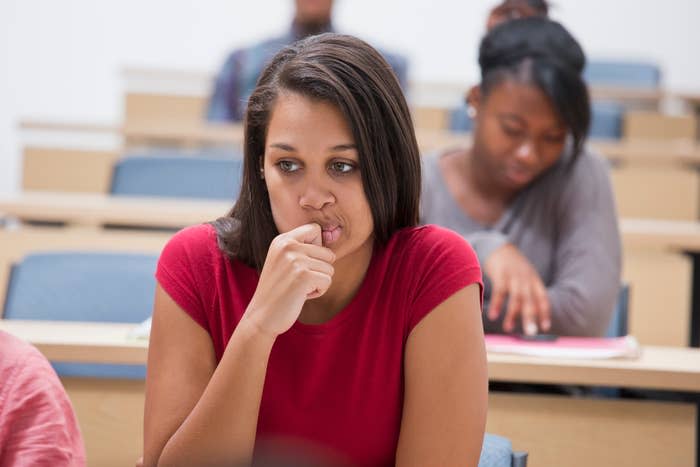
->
xmin=156 ymin=223 xmax=482 ymax=466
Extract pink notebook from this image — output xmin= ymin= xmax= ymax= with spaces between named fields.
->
xmin=485 ymin=334 xmax=641 ymax=359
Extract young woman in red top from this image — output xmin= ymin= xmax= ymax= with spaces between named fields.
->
xmin=143 ymin=33 xmax=486 ymax=467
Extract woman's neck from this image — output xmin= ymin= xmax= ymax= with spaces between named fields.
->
xmin=292 ymin=19 xmax=333 ymax=41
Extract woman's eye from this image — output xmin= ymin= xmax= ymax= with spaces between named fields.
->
xmin=278 ymin=160 xmax=300 ymax=172
xmin=545 ymin=134 xmax=566 ymax=144
xmin=501 ymin=125 xmax=524 ymax=138
xmin=330 ymin=161 xmax=355 ymax=174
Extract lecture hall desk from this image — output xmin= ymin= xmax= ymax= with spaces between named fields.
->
xmin=0 ymin=320 xmax=698 ymax=467
xmin=20 ymin=119 xmax=700 ymax=221
xmin=0 ymin=191 xmax=230 ymax=230
xmin=2 ymin=190 xmax=699 ymax=346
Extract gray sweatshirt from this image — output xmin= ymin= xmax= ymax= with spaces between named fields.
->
xmin=420 ymin=147 xmax=622 ymax=336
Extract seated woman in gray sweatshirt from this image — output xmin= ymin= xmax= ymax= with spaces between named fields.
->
xmin=421 ymin=17 xmax=621 ymax=337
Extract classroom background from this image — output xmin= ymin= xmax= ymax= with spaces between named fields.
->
xmin=2 ymin=1 xmax=700 ymax=466
xmin=2 ymin=0 xmax=700 ymax=193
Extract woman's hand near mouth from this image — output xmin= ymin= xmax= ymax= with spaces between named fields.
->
xmin=243 ymin=223 xmax=336 ymax=337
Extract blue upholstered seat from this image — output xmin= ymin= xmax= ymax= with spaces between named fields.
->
xmin=449 ymin=105 xmax=474 ymax=133
xmin=3 ymin=252 xmax=158 ymax=379
xmin=479 ymin=433 xmax=528 ymax=467
xmin=588 ymin=102 xmax=624 ymax=140
xmin=111 ymin=153 xmax=242 ymax=201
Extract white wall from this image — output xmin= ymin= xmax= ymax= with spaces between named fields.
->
xmin=2 ymin=0 xmax=699 ymax=193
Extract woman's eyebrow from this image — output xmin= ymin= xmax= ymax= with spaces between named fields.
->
xmin=268 ymin=143 xmax=357 ymax=152
xmin=328 ymin=144 xmax=357 ymax=151
xmin=268 ymin=143 xmax=296 ymax=151
xmin=498 ymin=113 xmax=526 ymax=124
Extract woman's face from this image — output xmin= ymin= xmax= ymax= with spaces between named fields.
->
xmin=294 ymin=0 xmax=333 ymax=24
xmin=470 ymin=79 xmax=568 ymax=191
xmin=263 ymin=92 xmax=374 ymax=263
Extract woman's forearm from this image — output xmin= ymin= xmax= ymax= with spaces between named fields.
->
xmin=157 ymin=317 xmax=275 ymax=466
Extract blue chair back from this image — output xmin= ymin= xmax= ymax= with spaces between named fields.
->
xmin=380 ymin=50 xmax=409 ymax=90
xmin=111 ymin=154 xmax=242 ymax=201
xmin=605 ymin=283 xmax=630 ymax=338
xmin=3 ymin=252 xmax=158 ymax=378
xmin=479 ymin=433 xmax=528 ymax=467
xmin=449 ymin=102 xmax=624 ymax=141
xmin=584 ymin=60 xmax=661 ymax=89
xmin=449 ymin=105 xmax=474 ymax=133
xmin=588 ymin=102 xmax=624 ymax=140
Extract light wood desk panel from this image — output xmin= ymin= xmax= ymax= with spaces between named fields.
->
xmin=489 ymin=346 xmax=700 ymax=392
xmin=589 ymin=86 xmax=664 ymax=109
xmin=2 ymin=320 xmax=699 ymax=467
xmin=0 ymin=191 xmax=231 ymax=229
xmin=621 ymin=218 xmax=700 ymax=250
xmin=125 ymin=92 xmax=206 ymax=128
xmin=22 ymin=147 xmax=119 ymax=194
xmin=1 ymin=192 xmax=698 ymax=346
xmin=122 ymin=122 xmax=243 ymax=148
xmin=414 ymin=130 xmax=700 ymax=165
xmin=488 ymin=392 xmax=695 ymax=467
xmin=611 ymin=163 xmax=699 ymax=221
xmin=620 ymin=218 xmax=700 ymax=346
xmin=63 ymin=378 xmax=145 ymax=467
xmin=623 ymin=111 xmax=697 ymax=141
xmin=623 ymin=246 xmax=693 ymax=346
xmin=0 ymin=321 xmax=147 ymax=364
xmin=4 ymin=320 xmax=699 ymax=391
xmin=1 ymin=189 xmax=699 ymax=346
xmin=19 ymin=121 xmax=699 ymax=163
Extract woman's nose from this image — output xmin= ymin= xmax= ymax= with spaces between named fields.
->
xmin=515 ymin=140 xmax=536 ymax=162
xmin=299 ymin=179 xmax=335 ymax=210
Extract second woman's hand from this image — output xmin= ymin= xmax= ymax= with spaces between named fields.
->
xmin=243 ymin=223 xmax=336 ymax=338
xmin=484 ymin=243 xmax=551 ymax=335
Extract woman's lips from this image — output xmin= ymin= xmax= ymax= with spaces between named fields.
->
xmin=505 ymin=165 xmax=534 ymax=185
xmin=321 ymin=225 xmax=342 ymax=246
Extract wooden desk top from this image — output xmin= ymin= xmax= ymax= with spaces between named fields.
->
xmin=414 ymin=129 xmax=700 ymax=165
xmin=592 ymin=139 xmax=700 ymax=165
xmin=19 ymin=119 xmax=700 ymax=164
xmin=2 ymin=320 xmax=699 ymax=391
xmin=589 ymin=86 xmax=664 ymax=104
xmin=19 ymin=120 xmax=121 ymax=134
xmin=1 ymin=192 xmax=699 ymax=251
xmin=0 ymin=320 xmax=147 ymax=365
xmin=19 ymin=119 xmax=244 ymax=148
xmin=621 ymin=218 xmax=700 ymax=251
xmin=0 ymin=191 xmax=231 ymax=229
xmin=489 ymin=347 xmax=700 ymax=392
xmin=122 ymin=122 xmax=244 ymax=146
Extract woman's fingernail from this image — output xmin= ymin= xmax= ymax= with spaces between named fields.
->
xmin=525 ymin=323 xmax=538 ymax=336
xmin=542 ymin=320 xmax=551 ymax=330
